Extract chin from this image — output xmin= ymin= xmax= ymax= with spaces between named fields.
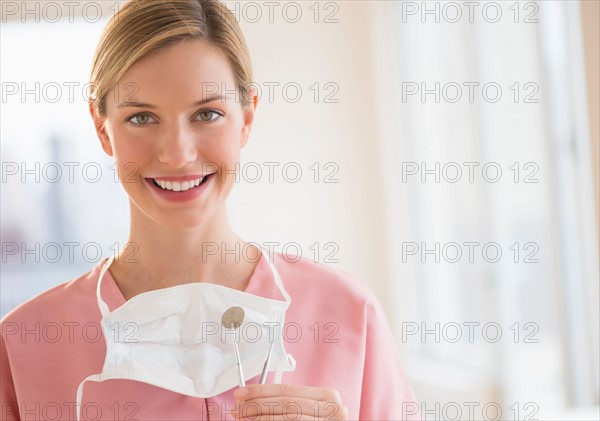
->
xmin=155 ymin=215 xmax=208 ymax=229
xmin=131 ymin=197 xmax=221 ymax=230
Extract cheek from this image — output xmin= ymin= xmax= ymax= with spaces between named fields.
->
xmin=107 ymin=119 xmax=244 ymax=168
xmin=114 ymin=144 xmax=150 ymax=166
xmin=108 ymin=129 xmax=153 ymax=182
xmin=109 ymin=126 xmax=150 ymax=158
xmin=203 ymin=125 xmax=243 ymax=162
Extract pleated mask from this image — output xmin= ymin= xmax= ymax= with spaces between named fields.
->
xmin=75 ymin=247 xmax=296 ymax=420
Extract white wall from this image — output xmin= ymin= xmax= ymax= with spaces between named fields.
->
xmin=228 ymin=1 xmax=399 ymax=315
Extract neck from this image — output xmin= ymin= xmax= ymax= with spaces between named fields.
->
xmin=110 ymin=202 xmax=260 ymax=299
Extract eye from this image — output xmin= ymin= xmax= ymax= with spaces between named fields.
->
xmin=195 ymin=110 xmax=222 ymax=122
xmin=127 ymin=113 xmax=156 ymax=125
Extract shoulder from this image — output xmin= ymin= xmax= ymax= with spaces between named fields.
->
xmin=271 ymin=251 xmax=378 ymax=306
xmin=0 ymin=263 xmax=101 ymax=326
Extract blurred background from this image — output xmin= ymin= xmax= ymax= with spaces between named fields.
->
xmin=1 ymin=1 xmax=598 ymax=419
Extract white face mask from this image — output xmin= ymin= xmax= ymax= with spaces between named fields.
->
xmin=76 ymin=248 xmax=296 ymax=420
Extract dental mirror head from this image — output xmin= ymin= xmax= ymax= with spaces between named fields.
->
xmin=221 ymin=306 xmax=245 ymax=330
xmin=221 ymin=306 xmax=247 ymax=387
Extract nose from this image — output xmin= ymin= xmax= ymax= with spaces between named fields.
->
xmin=156 ymin=121 xmax=199 ymax=169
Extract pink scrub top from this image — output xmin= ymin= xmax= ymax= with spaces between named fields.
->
xmin=1 ymin=252 xmax=419 ymax=420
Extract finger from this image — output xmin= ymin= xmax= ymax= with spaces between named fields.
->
xmin=235 ymin=398 xmax=347 ymax=420
xmin=237 ymin=416 xmax=317 ymax=421
xmin=234 ymin=384 xmax=341 ymax=403
xmin=237 ymin=409 xmax=349 ymax=421
xmin=236 ymin=413 xmax=341 ymax=421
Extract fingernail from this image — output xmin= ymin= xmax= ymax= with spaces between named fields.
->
xmin=235 ymin=387 xmax=249 ymax=399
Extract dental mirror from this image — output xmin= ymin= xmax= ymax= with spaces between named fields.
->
xmin=221 ymin=306 xmax=245 ymax=329
xmin=260 ymin=341 xmax=274 ymax=384
xmin=221 ymin=306 xmax=246 ymax=387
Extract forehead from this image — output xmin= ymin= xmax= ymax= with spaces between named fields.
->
xmin=111 ymin=38 xmax=237 ymax=107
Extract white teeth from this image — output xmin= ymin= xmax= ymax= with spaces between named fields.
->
xmin=153 ymin=176 xmax=206 ymax=192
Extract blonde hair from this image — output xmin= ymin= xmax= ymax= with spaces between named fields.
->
xmin=89 ymin=0 xmax=253 ymax=115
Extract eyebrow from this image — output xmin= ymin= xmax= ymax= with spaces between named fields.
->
xmin=118 ymin=95 xmax=227 ymax=109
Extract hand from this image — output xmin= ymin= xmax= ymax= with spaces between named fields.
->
xmin=233 ymin=384 xmax=348 ymax=420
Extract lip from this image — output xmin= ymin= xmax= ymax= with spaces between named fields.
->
xmin=147 ymin=174 xmax=207 ymax=182
xmin=145 ymin=173 xmax=215 ymax=203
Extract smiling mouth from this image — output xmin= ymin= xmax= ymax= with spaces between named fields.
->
xmin=151 ymin=174 xmax=213 ymax=192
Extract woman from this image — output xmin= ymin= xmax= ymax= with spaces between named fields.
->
xmin=0 ymin=1 xmax=419 ymax=419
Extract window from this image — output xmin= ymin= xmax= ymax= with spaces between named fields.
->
xmin=389 ymin=1 xmax=599 ymax=418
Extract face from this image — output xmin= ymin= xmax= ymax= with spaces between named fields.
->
xmin=91 ymin=39 xmax=256 ymax=229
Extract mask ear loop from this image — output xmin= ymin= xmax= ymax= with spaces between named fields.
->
xmin=257 ymin=246 xmax=291 ymax=304
xmin=96 ymin=256 xmax=114 ymax=317
xmin=273 ymin=354 xmax=297 ymax=384
xmin=75 ymin=257 xmax=115 ymax=420
xmin=274 ymin=370 xmax=284 ymax=384
xmin=257 ymin=247 xmax=297 ymax=384
xmin=75 ymin=374 xmax=104 ymax=421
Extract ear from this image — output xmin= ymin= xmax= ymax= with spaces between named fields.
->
xmin=89 ymin=101 xmax=113 ymax=157
xmin=240 ymin=87 xmax=258 ymax=149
